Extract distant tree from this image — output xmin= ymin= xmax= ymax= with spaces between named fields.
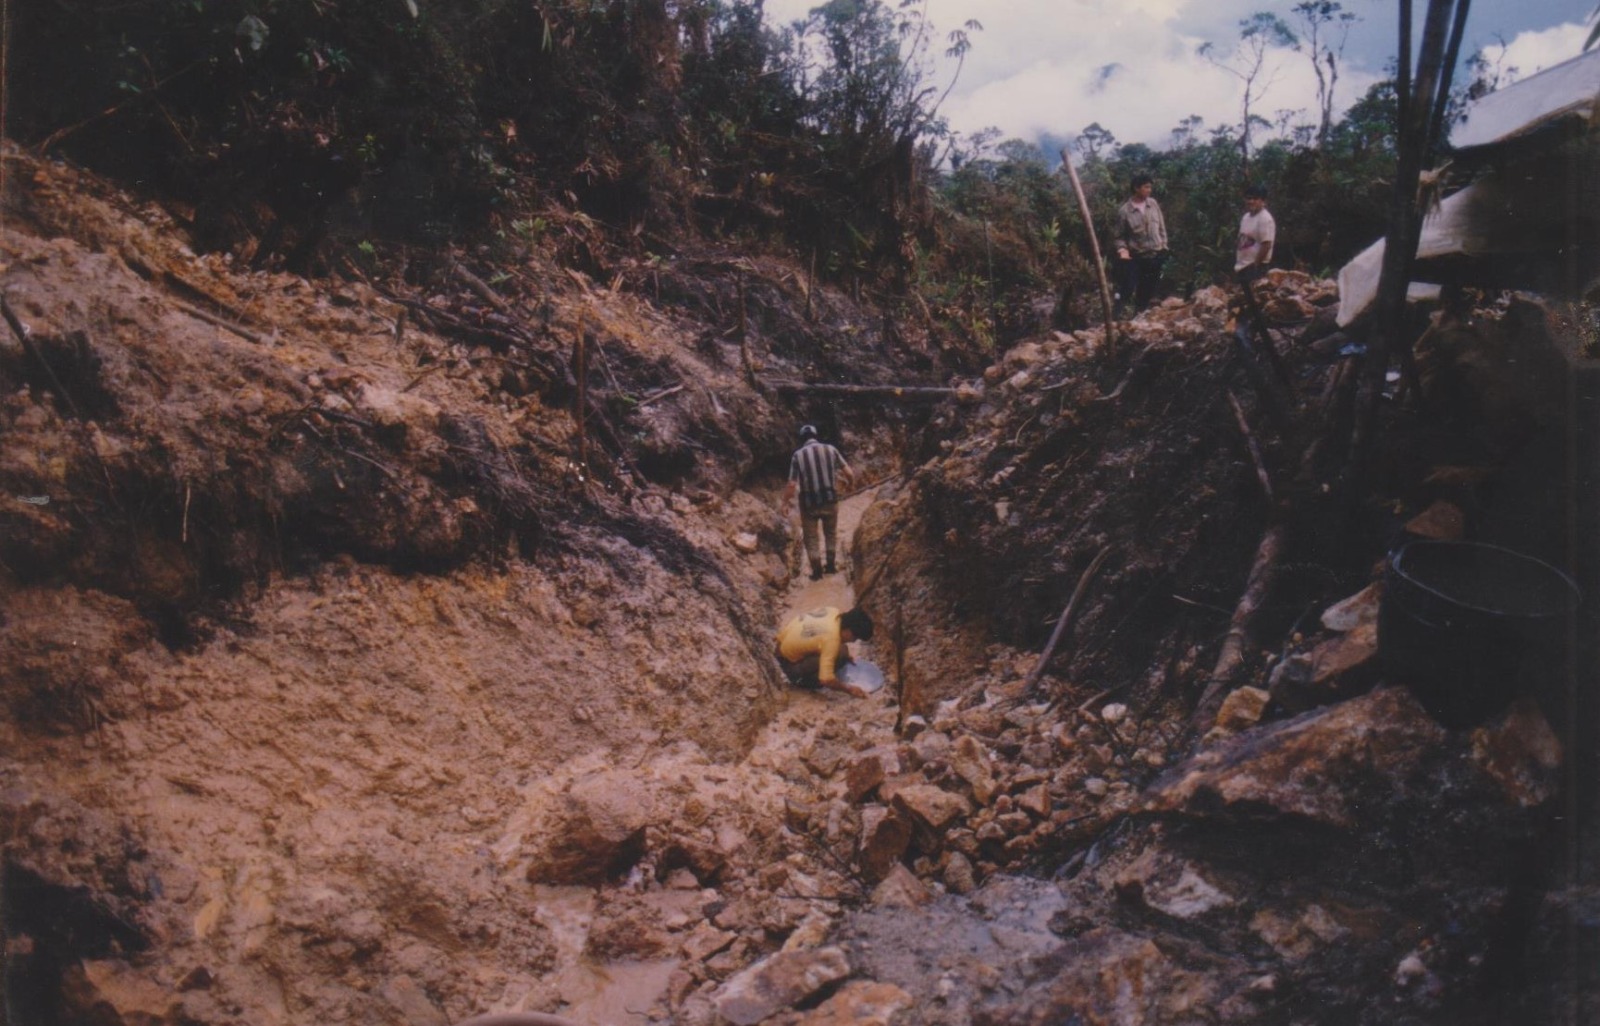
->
xmin=1076 ymin=122 xmax=1118 ymax=161
xmin=1199 ymin=12 xmax=1297 ymax=176
xmin=1291 ymin=1 xmax=1358 ymax=148
xmin=1169 ymin=115 xmax=1205 ymax=150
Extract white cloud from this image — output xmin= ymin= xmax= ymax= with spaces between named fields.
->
xmin=1476 ymin=20 xmax=1590 ymax=85
xmin=761 ymin=0 xmax=1379 ymax=148
xmin=759 ymin=3 xmax=1585 ymax=150
xmin=947 ymin=35 xmax=1381 ymax=150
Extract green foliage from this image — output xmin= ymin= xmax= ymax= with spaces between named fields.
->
xmin=924 ymin=62 xmax=1400 ymax=320
xmin=7 ymin=0 xmax=1400 ymax=357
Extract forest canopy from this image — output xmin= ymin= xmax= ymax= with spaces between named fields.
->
xmin=7 ymin=0 xmax=1469 ymax=348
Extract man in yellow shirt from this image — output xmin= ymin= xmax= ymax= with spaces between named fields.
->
xmin=776 ymin=606 xmax=874 ymax=697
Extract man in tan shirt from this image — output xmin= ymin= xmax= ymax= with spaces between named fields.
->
xmin=1112 ymin=173 xmax=1169 ymax=316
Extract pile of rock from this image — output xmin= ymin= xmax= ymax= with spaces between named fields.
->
xmin=777 ymin=672 xmax=1189 ymax=905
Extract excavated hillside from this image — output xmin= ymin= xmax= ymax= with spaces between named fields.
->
xmin=3 ymin=143 xmax=1596 ymax=1026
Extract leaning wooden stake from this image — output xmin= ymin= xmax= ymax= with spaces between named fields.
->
xmin=737 ymin=271 xmax=756 ymax=387
xmin=574 ymin=314 xmax=588 ymax=473
xmin=1060 ymin=147 xmax=1117 ymax=358
xmin=1192 ymin=523 xmax=1289 ymax=729
xmin=1023 ymin=545 xmax=1113 ymax=696
xmin=805 ymin=248 xmax=817 ymax=322
xmin=1 ymin=296 xmax=83 ymax=418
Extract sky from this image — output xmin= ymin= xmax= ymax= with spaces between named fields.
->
xmin=758 ymin=0 xmax=1594 ymax=152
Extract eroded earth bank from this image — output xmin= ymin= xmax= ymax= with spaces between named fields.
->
xmin=3 ymin=146 xmax=1596 ymax=1026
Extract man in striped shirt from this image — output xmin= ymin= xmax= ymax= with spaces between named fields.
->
xmin=784 ymin=424 xmax=853 ymax=581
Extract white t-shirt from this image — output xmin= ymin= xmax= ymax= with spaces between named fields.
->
xmin=1235 ymin=208 xmax=1277 ymax=271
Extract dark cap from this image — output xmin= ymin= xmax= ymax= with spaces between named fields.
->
xmin=798 ymin=424 xmax=819 ymax=441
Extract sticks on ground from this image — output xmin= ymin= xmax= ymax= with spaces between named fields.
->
xmin=172 ymin=300 xmax=267 ymax=344
xmin=1226 ymin=389 xmax=1275 ymax=505
xmin=767 ymin=381 xmax=955 ymax=401
xmin=453 ymin=262 xmax=513 ymax=313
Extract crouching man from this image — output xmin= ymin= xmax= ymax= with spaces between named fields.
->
xmin=775 ymin=606 xmax=874 ymax=698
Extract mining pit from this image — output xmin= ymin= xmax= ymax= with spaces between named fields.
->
xmin=2 ymin=145 xmax=1597 ymax=1026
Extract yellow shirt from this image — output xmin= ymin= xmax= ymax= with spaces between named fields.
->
xmin=776 ymin=606 xmax=844 ymax=684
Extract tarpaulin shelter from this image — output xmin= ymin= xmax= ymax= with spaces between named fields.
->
xmin=1337 ymin=47 xmax=1600 ymax=326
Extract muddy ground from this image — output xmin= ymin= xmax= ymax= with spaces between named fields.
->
xmin=3 ymin=144 xmax=1597 ymax=1026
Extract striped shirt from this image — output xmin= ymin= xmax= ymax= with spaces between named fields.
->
xmin=789 ymin=439 xmax=850 ymax=511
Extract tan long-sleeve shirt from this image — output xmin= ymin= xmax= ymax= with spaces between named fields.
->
xmin=1114 ymin=197 xmax=1168 ymax=255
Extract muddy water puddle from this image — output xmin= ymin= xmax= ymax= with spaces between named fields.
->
xmin=527 ymin=886 xmax=684 ymax=1025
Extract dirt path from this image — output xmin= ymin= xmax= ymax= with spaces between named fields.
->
xmin=779 ymin=488 xmax=876 ymax=619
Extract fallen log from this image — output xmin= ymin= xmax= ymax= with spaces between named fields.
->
xmin=1192 ymin=522 xmax=1289 ymax=729
xmin=767 ymin=381 xmax=955 ymax=401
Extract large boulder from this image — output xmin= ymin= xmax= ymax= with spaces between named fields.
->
xmin=713 ymin=946 xmax=852 ymax=1026
xmin=1145 ymin=688 xmax=1448 ymax=828
xmin=524 ymin=770 xmax=655 ymax=884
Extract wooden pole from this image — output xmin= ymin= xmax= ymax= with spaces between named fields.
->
xmin=1060 ymin=148 xmax=1117 ymax=359
xmin=1347 ymin=0 xmax=1467 ymax=492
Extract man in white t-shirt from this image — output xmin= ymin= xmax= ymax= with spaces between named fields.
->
xmin=1232 ymin=184 xmax=1292 ymax=384
xmin=1234 ymin=184 xmax=1276 ymax=281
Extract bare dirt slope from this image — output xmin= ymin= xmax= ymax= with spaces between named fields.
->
xmin=0 ymin=144 xmax=893 ymax=1024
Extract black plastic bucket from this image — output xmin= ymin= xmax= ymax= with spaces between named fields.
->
xmin=1380 ymin=541 xmax=1579 ymax=728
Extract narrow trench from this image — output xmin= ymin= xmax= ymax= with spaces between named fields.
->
xmin=512 ymin=488 xmax=901 ymax=1026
